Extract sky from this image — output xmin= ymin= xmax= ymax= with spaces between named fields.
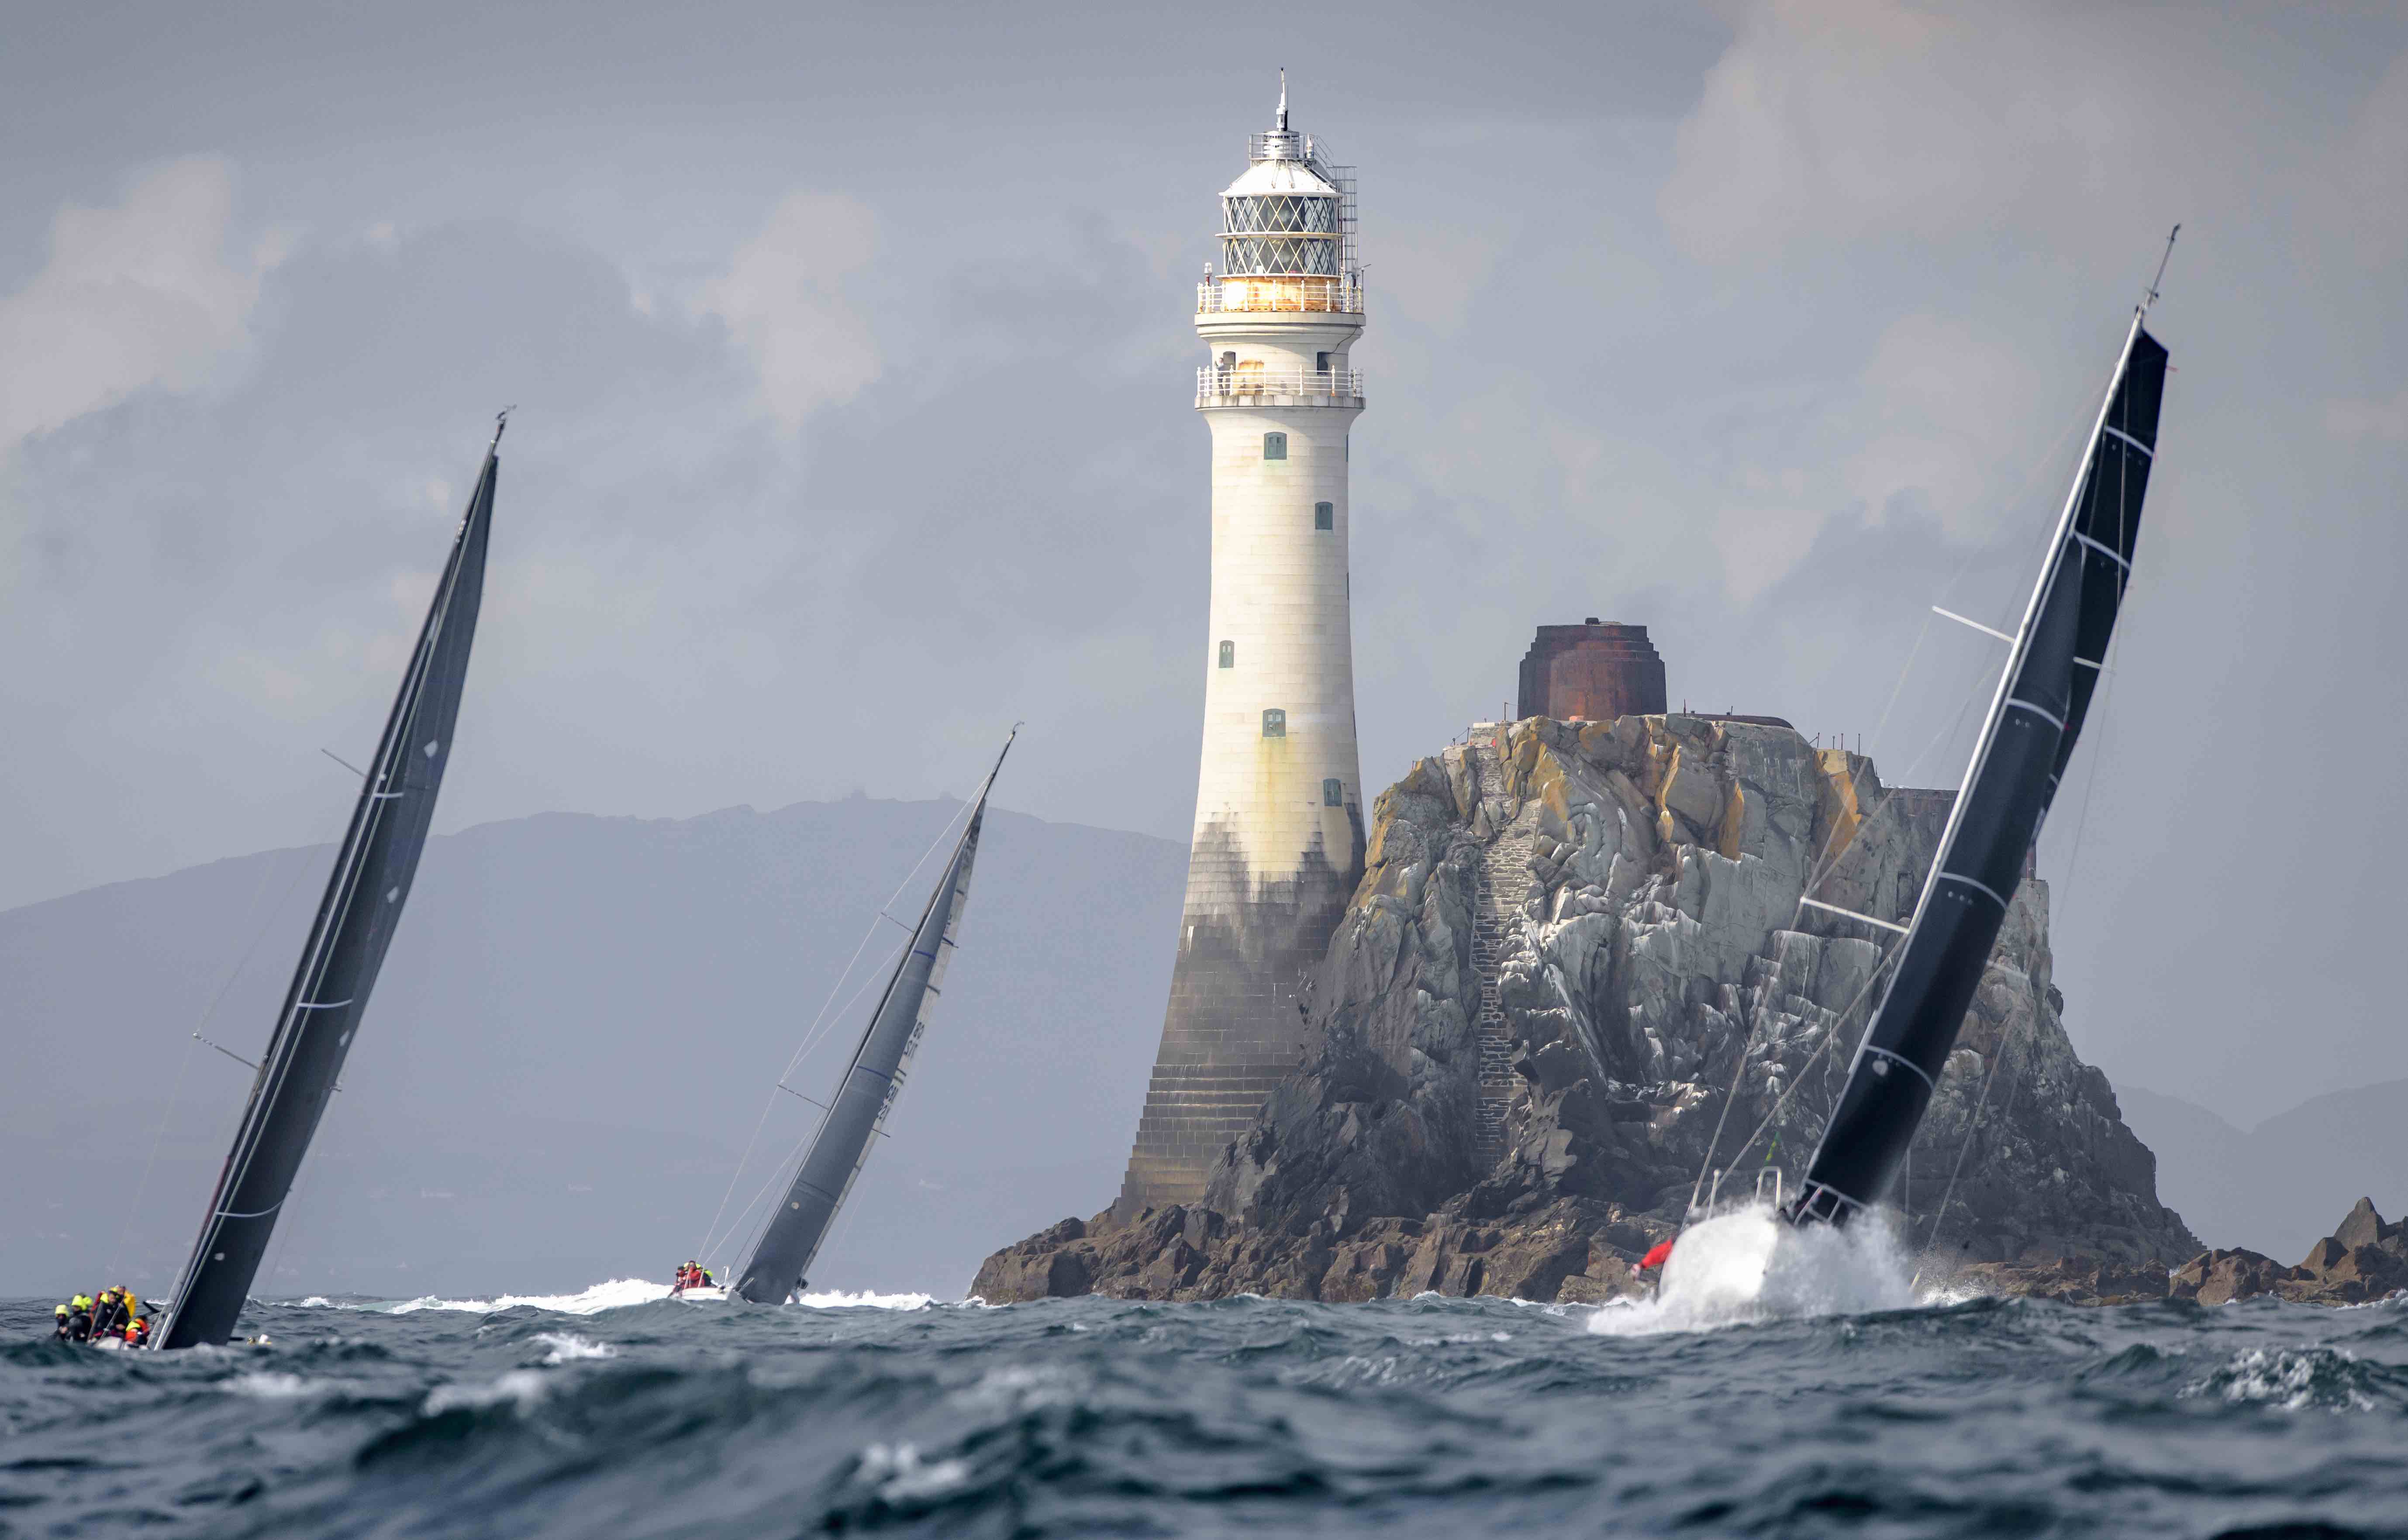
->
xmin=3 ymin=0 xmax=2405 ymax=1126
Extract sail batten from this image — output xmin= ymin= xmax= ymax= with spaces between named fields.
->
xmin=731 ymin=734 xmax=1014 ymax=1304
xmin=154 ymin=429 xmax=502 ymax=1349
xmin=1787 ymin=314 xmax=2169 ymax=1228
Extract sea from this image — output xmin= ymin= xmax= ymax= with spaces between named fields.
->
xmin=6 ymin=1218 xmax=2408 ymax=1538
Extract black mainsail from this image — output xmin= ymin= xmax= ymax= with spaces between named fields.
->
xmin=154 ymin=421 xmax=504 ymax=1348
xmin=1787 ymin=291 xmax=2171 ymax=1228
xmin=731 ymin=732 xmax=1014 ymax=1304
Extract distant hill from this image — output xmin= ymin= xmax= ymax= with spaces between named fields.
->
xmin=0 ymin=798 xmax=1184 ymax=1301
xmin=2113 ymin=1080 xmax=2408 ymax=1263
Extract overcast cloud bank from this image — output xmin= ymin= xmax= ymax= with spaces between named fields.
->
xmin=3 ymin=1 xmax=2404 ymax=1126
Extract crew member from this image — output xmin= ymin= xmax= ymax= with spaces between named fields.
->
xmin=53 ymin=1303 xmax=70 ymax=1338
xmin=123 ymin=1315 xmax=150 ymax=1348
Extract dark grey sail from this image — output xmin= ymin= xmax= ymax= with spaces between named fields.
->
xmin=155 ymin=423 xmax=504 ymax=1348
xmin=732 ymin=734 xmax=1014 ymax=1304
xmin=1787 ymin=305 xmax=2170 ymax=1228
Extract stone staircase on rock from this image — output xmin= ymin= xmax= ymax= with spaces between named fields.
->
xmin=1461 ymin=727 xmax=1537 ymax=1168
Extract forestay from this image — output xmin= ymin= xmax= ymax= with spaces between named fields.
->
xmin=1787 ymin=311 xmax=2170 ymax=1227
xmin=155 ymin=423 xmax=504 ymax=1348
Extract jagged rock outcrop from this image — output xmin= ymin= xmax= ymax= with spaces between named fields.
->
xmin=976 ymin=715 xmax=2201 ymax=1305
xmin=2163 ymin=1198 xmax=2408 ymax=1306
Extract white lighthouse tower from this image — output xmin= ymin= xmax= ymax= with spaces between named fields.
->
xmin=1118 ymin=80 xmax=1368 ymax=1215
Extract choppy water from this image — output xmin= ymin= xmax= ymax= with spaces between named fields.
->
xmin=6 ymin=1274 xmax=2408 ymax=1537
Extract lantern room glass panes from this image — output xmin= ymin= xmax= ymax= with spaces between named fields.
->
xmin=1262 ymin=708 xmax=1286 ymax=738
xmin=1221 ymin=194 xmax=1340 ymax=276
xmin=1225 ymin=194 xmax=1339 ymax=234
xmin=1314 ymin=501 xmax=1333 ymax=530
xmin=1323 ymin=778 xmax=1344 ymax=807
xmin=1263 ymin=432 xmax=1287 ymax=460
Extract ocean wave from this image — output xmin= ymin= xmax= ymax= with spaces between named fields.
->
xmin=288 ymin=1281 xmax=938 ymax=1316
xmin=422 ymin=1368 xmax=550 ymax=1415
xmin=793 ymin=1289 xmax=935 ymax=1310
xmin=12 ymin=1287 xmax=2408 ymax=1536
xmin=531 ymin=1332 xmax=615 ymax=1364
xmin=387 ymin=1278 xmax=673 ymax=1316
xmin=856 ymin=1441 xmax=973 ymax=1502
xmin=224 ymin=1371 xmax=324 ymax=1399
xmin=2184 ymin=1346 xmax=2391 ymax=1413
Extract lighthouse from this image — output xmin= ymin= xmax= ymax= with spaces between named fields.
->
xmin=1117 ymin=81 xmax=1368 ymax=1216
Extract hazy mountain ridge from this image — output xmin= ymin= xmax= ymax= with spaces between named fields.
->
xmin=2113 ymin=1080 xmax=2408 ymax=1264
xmin=2 ymin=796 xmax=1184 ymax=1299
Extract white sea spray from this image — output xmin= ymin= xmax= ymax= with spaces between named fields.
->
xmin=2185 ymin=1347 xmax=2380 ymax=1413
xmin=300 ymin=1279 xmax=940 ymax=1316
xmin=1587 ymin=1202 xmax=1917 ymax=1336
xmin=422 ymin=1369 xmax=549 ymax=1416
xmin=793 ymin=1289 xmax=935 ymax=1310
xmin=387 ymin=1278 xmax=671 ymax=1316
xmin=856 ymin=1442 xmax=972 ymax=1501
xmin=952 ymin=1363 xmax=1083 ymax=1413
xmin=533 ymin=1332 xmax=615 ymax=1364
xmin=224 ymin=1371 xmax=322 ymax=1399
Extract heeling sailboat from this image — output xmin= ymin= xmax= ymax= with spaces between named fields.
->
xmin=1778 ymin=251 xmax=2174 ymax=1233
xmin=725 ymin=730 xmax=1016 ymax=1305
xmin=152 ymin=418 xmax=507 ymax=1350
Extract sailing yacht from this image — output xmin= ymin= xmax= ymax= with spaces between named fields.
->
xmin=691 ymin=731 xmax=1014 ymax=1306
xmin=145 ymin=420 xmax=506 ymax=1350
xmin=1667 ymin=245 xmax=2176 ymax=1288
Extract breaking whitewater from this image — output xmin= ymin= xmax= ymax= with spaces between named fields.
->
xmin=7 ymin=1218 xmax=2407 ymax=1537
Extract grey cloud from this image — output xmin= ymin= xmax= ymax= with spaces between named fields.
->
xmin=0 ymin=158 xmax=273 ymax=451
xmin=3 ymin=0 xmax=2407 ymax=1140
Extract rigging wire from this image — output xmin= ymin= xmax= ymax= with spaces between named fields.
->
xmin=707 ymin=731 xmax=1015 ymax=1287
xmin=716 ymin=917 xmax=941 ymax=1277
xmin=1909 ymin=390 xmax=2149 ymax=1283
xmin=1909 ymin=1022 xmax=2021 ymax=1289
xmin=110 ymin=801 xmax=351 ymax=1283
xmin=693 ymin=792 xmax=980 ymax=1265
xmin=1698 ymin=372 xmax=2110 ymax=1213
xmin=1787 ymin=389 xmax=2099 ymax=934
xmin=697 ymin=934 xmax=910 ymax=1267
xmin=1694 ymin=938 xmax=1909 ymax=1198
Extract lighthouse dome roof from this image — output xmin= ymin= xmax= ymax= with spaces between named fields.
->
xmin=1221 ymin=157 xmax=1339 ymax=200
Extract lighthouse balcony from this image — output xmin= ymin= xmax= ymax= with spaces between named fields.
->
xmin=1196 ymin=366 xmax=1365 ymax=408
xmin=1197 ymin=277 xmax=1366 ymax=315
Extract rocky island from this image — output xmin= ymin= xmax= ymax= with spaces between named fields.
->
xmin=978 ymin=714 xmax=2222 ymax=1306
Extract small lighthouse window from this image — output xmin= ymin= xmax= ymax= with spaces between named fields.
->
xmin=1218 ymin=641 xmax=1235 ymax=668
xmin=1262 ymin=708 xmax=1287 ymax=738
xmin=1313 ymin=501 xmax=1333 ymax=531
xmin=1263 ymin=432 xmax=1287 ymax=461
xmin=1323 ymin=778 xmax=1344 ymax=807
